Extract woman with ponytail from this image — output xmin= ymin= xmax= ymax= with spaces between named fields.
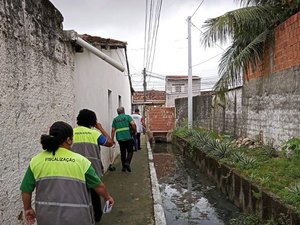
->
xmin=20 ymin=121 xmax=114 ymax=225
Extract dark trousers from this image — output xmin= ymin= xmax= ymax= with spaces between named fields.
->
xmin=134 ymin=133 xmax=141 ymax=150
xmin=91 ymin=189 xmax=102 ymax=222
xmin=118 ymin=139 xmax=134 ymax=168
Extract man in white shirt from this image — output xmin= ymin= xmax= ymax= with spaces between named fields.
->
xmin=131 ymin=108 xmax=146 ymax=151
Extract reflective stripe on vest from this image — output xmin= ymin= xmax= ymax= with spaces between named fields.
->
xmin=30 ymin=148 xmax=94 ymax=225
xmin=116 ymin=127 xmax=130 ymax=132
xmin=36 ymin=201 xmax=91 ymax=208
xmin=73 ymin=126 xmax=101 ymax=145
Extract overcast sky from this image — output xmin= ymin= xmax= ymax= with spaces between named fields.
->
xmin=50 ymin=0 xmax=239 ymax=91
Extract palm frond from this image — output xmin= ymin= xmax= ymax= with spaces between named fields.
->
xmin=202 ymin=5 xmax=277 ymax=48
xmin=202 ymin=0 xmax=300 ymax=93
xmin=236 ymin=0 xmax=299 ymax=7
xmin=214 ymin=28 xmax=271 ymax=90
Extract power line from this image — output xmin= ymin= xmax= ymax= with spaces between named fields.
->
xmin=191 ymin=22 xmax=225 ymax=51
xmin=191 ymin=0 xmax=205 ymax=18
xmin=146 ymin=0 xmax=163 ymax=73
xmin=143 ymin=0 xmax=149 ymax=67
xmin=192 ymin=52 xmax=223 ymax=67
xmin=143 ymin=0 xmax=163 ymax=73
xmin=147 ymin=0 xmax=163 ymax=72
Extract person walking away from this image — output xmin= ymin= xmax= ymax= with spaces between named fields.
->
xmin=111 ymin=106 xmax=136 ymax=172
xmin=131 ymin=108 xmax=146 ymax=151
xmin=20 ymin=121 xmax=114 ymax=225
xmin=72 ymin=109 xmax=113 ymax=222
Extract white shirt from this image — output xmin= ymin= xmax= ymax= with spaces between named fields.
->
xmin=131 ymin=113 xmax=144 ymax=133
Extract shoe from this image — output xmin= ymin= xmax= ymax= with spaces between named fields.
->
xmin=108 ymin=164 xmax=116 ymax=171
xmin=125 ymin=164 xmax=131 ymax=172
xmin=122 ymin=167 xmax=126 ymax=172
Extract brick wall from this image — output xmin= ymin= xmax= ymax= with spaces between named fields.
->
xmin=147 ymin=107 xmax=176 ymax=132
xmin=246 ymin=12 xmax=300 ymax=80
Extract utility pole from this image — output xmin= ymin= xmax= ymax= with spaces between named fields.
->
xmin=187 ymin=16 xmax=193 ymax=128
xmin=143 ymin=68 xmax=147 ymax=118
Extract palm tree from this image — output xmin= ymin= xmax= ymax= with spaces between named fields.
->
xmin=202 ymin=0 xmax=300 ymax=92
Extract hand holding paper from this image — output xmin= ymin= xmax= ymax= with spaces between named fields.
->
xmin=103 ymin=200 xmax=113 ymax=214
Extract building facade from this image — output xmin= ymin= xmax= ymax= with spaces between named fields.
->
xmin=165 ymin=75 xmax=201 ymax=107
xmin=0 ymin=1 xmax=132 ymax=224
xmin=73 ymin=34 xmax=132 ymax=171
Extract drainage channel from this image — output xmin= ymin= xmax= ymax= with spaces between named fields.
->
xmin=152 ymin=142 xmax=241 ymax=225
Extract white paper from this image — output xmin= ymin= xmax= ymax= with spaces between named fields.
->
xmin=103 ymin=200 xmax=112 ymax=214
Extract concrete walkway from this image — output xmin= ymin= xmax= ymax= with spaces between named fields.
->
xmin=99 ymin=136 xmax=166 ymax=225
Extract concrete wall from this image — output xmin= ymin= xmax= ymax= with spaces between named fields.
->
xmin=210 ymin=88 xmax=244 ymax=137
xmin=74 ymin=47 xmax=132 ymax=170
xmin=242 ymin=12 xmax=300 ymax=146
xmin=175 ymin=12 xmax=300 ymax=146
xmin=0 ymin=0 xmax=75 ymax=224
xmin=243 ymin=66 xmax=300 ymax=146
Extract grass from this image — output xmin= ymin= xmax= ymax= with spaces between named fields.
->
xmin=173 ymin=127 xmax=300 ymax=214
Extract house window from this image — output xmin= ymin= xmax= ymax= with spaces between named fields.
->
xmin=172 ymin=84 xmax=184 ymax=93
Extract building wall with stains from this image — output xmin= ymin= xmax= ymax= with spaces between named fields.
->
xmin=0 ymin=1 xmax=75 ymax=224
xmin=242 ymin=12 xmax=300 ymax=146
xmin=0 ymin=0 xmax=133 ymax=224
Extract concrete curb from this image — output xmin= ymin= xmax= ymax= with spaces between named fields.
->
xmin=147 ymin=141 xmax=167 ymax=225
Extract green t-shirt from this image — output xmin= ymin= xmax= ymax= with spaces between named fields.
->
xmin=20 ymin=164 xmax=101 ymax=193
xmin=112 ymin=114 xmax=133 ymax=141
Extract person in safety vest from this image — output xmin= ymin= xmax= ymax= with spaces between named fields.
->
xmin=20 ymin=121 xmax=114 ymax=225
xmin=72 ymin=109 xmax=113 ymax=222
xmin=131 ymin=108 xmax=146 ymax=151
xmin=111 ymin=106 xmax=136 ymax=172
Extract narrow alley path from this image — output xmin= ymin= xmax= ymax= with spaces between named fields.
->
xmin=99 ymin=139 xmax=155 ymax=225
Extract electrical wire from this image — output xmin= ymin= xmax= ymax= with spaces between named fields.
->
xmin=148 ymin=0 xmax=163 ymax=72
xmin=191 ymin=0 xmax=205 ymax=18
xmin=143 ymin=0 xmax=163 ymax=74
xmin=191 ymin=22 xmax=225 ymax=51
xmin=192 ymin=52 xmax=223 ymax=67
xmin=143 ymin=0 xmax=149 ymax=67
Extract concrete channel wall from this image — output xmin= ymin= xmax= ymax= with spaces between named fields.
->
xmin=173 ymin=136 xmax=300 ymax=224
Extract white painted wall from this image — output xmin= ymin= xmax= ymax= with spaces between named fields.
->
xmin=165 ymin=78 xmax=201 ymax=107
xmin=74 ymin=47 xmax=132 ymax=171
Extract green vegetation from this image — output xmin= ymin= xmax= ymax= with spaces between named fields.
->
xmin=228 ymin=213 xmax=290 ymax=225
xmin=201 ymin=0 xmax=300 ymax=92
xmin=229 ymin=212 xmax=294 ymax=225
xmin=173 ymin=127 xmax=300 ymax=215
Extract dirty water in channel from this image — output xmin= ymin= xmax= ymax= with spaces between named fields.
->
xmin=152 ymin=142 xmax=241 ymax=225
